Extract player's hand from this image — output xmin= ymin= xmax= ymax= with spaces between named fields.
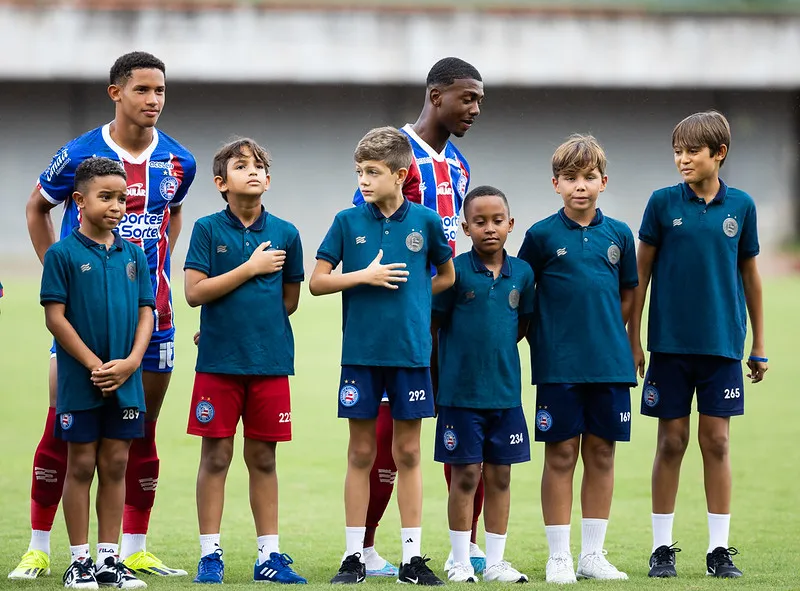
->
xmin=193 ymin=331 xmax=200 ymax=346
xmin=746 ymin=351 xmax=768 ymax=384
xmin=91 ymin=358 xmax=136 ymax=395
xmin=363 ymin=249 xmax=408 ymax=289
xmin=248 ymin=241 xmax=286 ymax=275
xmin=631 ymin=341 xmax=646 ymax=381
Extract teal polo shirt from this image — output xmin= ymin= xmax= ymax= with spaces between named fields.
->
xmin=518 ymin=209 xmax=638 ymax=385
xmin=317 ymin=199 xmax=452 ymax=367
xmin=639 ymin=181 xmax=759 ymax=360
xmin=40 ymin=229 xmax=154 ymax=413
xmin=184 ymin=206 xmax=304 ymax=376
xmin=433 ymin=249 xmax=534 ymax=409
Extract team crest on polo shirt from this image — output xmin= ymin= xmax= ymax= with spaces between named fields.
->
xmin=126 ymin=261 xmax=137 ymax=282
xmin=508 ymin=289 xmax=520 ymax=309
xmin=722 ymin=217 xmax=739 ymax=238
xmin=607 ymin=244 xmax=621 ymax=264
xmin=196 ymin=399 xmax=215 ymax=423
xmin=405 ymin=231 xmax=424 ymax=253
xmin=340 ymin=381 xmax=359 ymax=407
xmin=443 ymin=428 xmax=458 ymax=451
xmin=60 ymin=413 xmax=74 ymax=430
xmin=643 ymin=385 xmax=659 ymax=407
xmin=536 ymin=410 xmax=553 ymax=432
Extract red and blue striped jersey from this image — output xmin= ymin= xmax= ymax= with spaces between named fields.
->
xmin=37 ymin=123 xmax=196 ymax=336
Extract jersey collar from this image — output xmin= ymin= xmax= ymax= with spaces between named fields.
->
xmin=558 ymin=207 xmax=605 ymax=229
xmin=681 ymin=178 xmax=728 ymax=204
xmin=72 ymin=228 xmax=125 ymax=251
xmin=402 ymin=124 xmax=447 ymax=162
xmin=101 ymin=123 xmax=159 ymax=165
xmin=224 ymin=205 xmax=267 ymax=231
xmin=468 ymin=248 xmax=511 ymax=277
xmin=366 ymin=198 xmax=411 ymax=221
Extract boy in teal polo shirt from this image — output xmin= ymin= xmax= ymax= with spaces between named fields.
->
xmin=518 ymin=135 xmax=637 ymax=584
xmin=432 ymin=185 xmax=533 ymax=584
xmin=183 ymin=138 xmax=306 ymax=585
xmin=629 ymin=111 xmax=767 ymax=579
xmin=40 ymin=157 xmax=153 ymax=590
xmin=311 ymin=126 xmax=455 ymax=586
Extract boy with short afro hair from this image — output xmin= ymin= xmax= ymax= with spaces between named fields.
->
xmin=311 ymin=126 xmax=455 ymax=586
xmin=629 ymin=111 xmax=767 ymax=579
xmin=184 ymin=138 xmax=306 ymax=585
xmin=518 ymin=134 xmax=637 ymax=584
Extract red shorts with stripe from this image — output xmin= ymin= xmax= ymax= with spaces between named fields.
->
xmin=187 ymin=372 xmax=292 ymax=442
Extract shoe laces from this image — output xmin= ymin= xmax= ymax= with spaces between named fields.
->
xmin=271 ymin=553 xmax=295 ymax=567
xmin=65 ymin=558 xmax=94 ymax=582
xmin=339 ymin=553 xmax=363 ymax=574
xmin=710 ymin=546 xmax=739 ymax=566
xmin=408 ymin=555 xmax=436 ymax=575
xmin=549 ymin=552 xmax=573 ymax=569
xmin=199 ymin=549 xmax=223 ymax=574
xmin=653 ymin=543 xmax=681 ymax=565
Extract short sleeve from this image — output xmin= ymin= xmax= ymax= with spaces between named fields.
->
xmin=619 ymin=225 xmax=639 ymax=289
xmin=638 ymin=192 xmax=662 ymax=247
xmin=40 ymin=246 xmax=69 ymax=305
xmin=170 ymin=154 xmax=197 ymax=207
xmin=427 ymin=211 xmax=452 ymax=267
xmin=518 ymin=262 xmax=536 ymax=317
xmin=283 ymin=228 xmax=305 ymax=283
xmin=38 ymin=141 xmax=80 ymax=205
xmin=184 ymin=220 xmax=213 ymax=275
xmin=517 ymin=229 xmax=545 ymax=277
xmin=432 ymin=267 xmax=459 ymax=322
xmin=739 ymin=201 xmax=760 ymax=259
xmin=135 ymin=248 xmax=155 ymax=309
xmin=316 ymin=216 xmax=344 ymax=267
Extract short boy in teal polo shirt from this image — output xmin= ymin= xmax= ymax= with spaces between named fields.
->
xmin=432 ymin=185 xmax=533 ymax=584
xmin=311 ymin=126 xmax=455 ymax=586
xmin=40 ymin=157 xmax=153 ymax=590
xmin=629 ymin=111 xmax=767 ymax=579
xmin=183 ymin=138 xmax=306 ymax=585
xmin=518 ymin=135 xmax=637 ymax=584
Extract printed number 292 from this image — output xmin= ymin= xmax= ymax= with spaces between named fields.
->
xmin=408 ymin=390 xmax=426 ymax=402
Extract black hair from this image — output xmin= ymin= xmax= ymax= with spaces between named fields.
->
xmin=463 ymin=185 xmax=508 ymax=217
xmin=426 ymin=57 xmax=482 ymax=87
xmin=74 ymin=157 xmax=127 ymax=193
xmin=109 ymin=51 xmax=166 ymax=86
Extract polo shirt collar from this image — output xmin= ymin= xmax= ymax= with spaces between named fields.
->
xmin=72 ymin=228 xmax=125 ymax=251
xmin=681 ymin=178 xmax=728 ymax=204
xmin=468 ymin=248 xmax=511 ymax=277
xmin=224 ymin=205 xmax=267 ymax=231
xmin=558 ymin=207 xmax=604 ymax=229
xmin=367 ymin=198 xmax=411 ymax=221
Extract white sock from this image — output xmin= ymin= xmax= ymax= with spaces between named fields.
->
xmin=449 ymin=530 xmax=471 ymax=568
xmin=580 ymin=518 xmax=607 ymax=556
xmin=120 ymin=533 xmax=146 ymax=560
xmin=28 ymin=529 xmax=51 ymax=555
xmin=707 ymin=513 xmax=730 ymax=553
xmin=484 ymin=532 xmax=507 ymax=569
xmin=345 ymin=527 xmax=366 ymax=560
xmin=401 ymin=527 xmax=422 ymax=564
xmin=96 ymin=543 xmax=118 ymax=565
xmin=257 ymin=535 xmax=279 ymax=563
xmin=200 ymin=534 xmax=221 ymax=558
xmin=652 ymin=513 xmax=675 ymax=552
xmin=70 ymin=544 xmax=90 ymax=563
xmin=545 ymin=525 xmax=571 ymax=556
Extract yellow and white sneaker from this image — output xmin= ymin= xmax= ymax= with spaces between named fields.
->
xmin=8 ymin=550 xmax=51 ymax=579
xmin=122 ymin=552 xmax=187 ymax=577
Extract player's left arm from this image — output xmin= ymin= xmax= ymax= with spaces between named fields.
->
xmin=429 ymin=211 xmax=455 ymax=294
xmin=431 ymin=259 xmax=455 ymax=295
xmin=739 ymin=256 xmax=767 ymax=383
xmin=168 ymin=204 xmax=183 ymax=253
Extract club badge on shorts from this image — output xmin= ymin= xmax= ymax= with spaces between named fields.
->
xmin=340 ymin=381 xmax=359 ymax=407
xmin=443 ymin=428 xmax=458 ymax=451
xmin=643 ymin=385 xmax=659 ymax=407
xmin=723 ymin=217 xmax=739 ymax=237
xmin=196 ymin=399 xmax=215 ymax=423
xmin=405 ymin=231 xmax=424 ymax=253
xmin=607 ymin=244 xmax=621 ymax=264
xmin=60 ymin=413 xmax=74 ymax=430
xmin=535 ymin=409 xmax=553 ymax=432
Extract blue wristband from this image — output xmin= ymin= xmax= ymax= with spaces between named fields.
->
xmin=748 ymin=355 xmax=768 ymax=363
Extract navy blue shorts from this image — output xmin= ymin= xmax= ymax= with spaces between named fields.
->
xmin=51 ymin=332 xmax=174 ymax=374
xmin=434 ymin=406 xmax=530 ymax=465
xmin=55 ymin=401 xmax=145 ymax=443
xmin=641 ymin=353 xmax=744 ymax=419
xmin=338 ymin=366 xmax=434 ymax=420
xmin=534 ymin=383 xmax=632 ymax=442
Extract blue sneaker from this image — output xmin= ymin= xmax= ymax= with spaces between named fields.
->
xmin=254 ymin=553 xmax=307 ymax=584
xmin=193 ymin=549 xmax=224 ymax=584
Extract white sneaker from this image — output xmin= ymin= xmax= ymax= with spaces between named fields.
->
xmin=447 ymin=562 xmax=477 ymax=583
xmin=443 ymin=544 xmax=487 ymax=574
xmin=545 ymin=553 xmax=576 ymax=585
xmin=63 ymin=559 xmax=99 ymax=590
xmin=576 ymin=550 xmax=628 ymax=581
xmin=483 ymin=561 xmax=529 ymax=583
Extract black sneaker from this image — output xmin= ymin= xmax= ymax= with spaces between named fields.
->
xmin=63 ymin=557 xmax=98 ymax=589
xmin=706 ymin=547 xmax=742 ymax=578
xmin=330 ymin=553 xmax=366 ymax=584
xmin=398 ymin=556 xmax=444 ymax=586
xmin=648 ymin=543 xmax=680 ymax=578
xmin=94 ymin=556 xmax=147 ymax=589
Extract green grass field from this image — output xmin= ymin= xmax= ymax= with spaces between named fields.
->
xmin=1 ymin=276 xmax=799 ymax=590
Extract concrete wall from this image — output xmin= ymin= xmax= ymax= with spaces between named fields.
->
xmin=0 ymin=82 xmax=796 ymax=271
